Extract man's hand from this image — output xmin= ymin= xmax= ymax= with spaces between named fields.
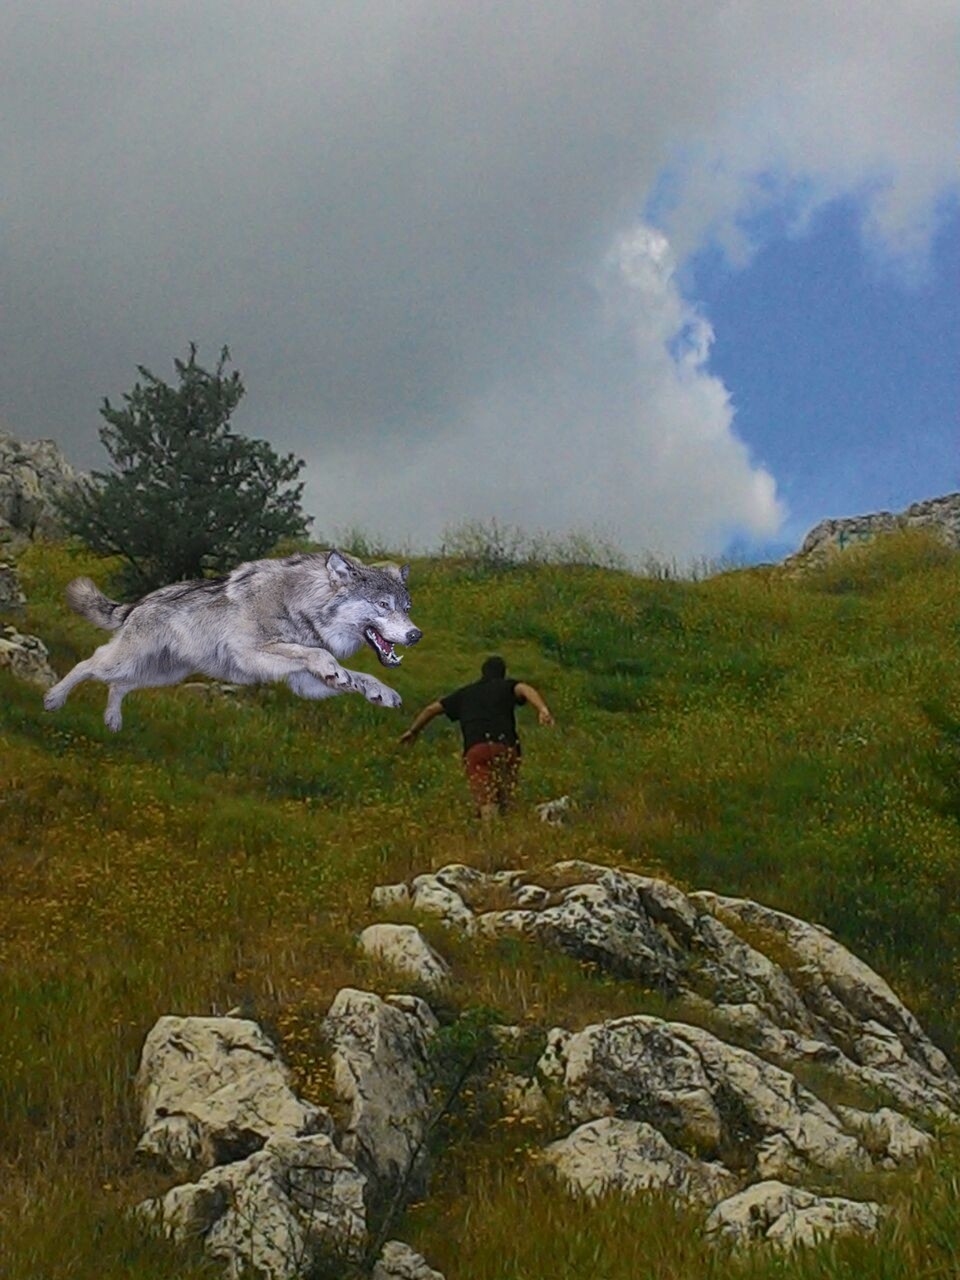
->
xmin=539 ymin=708 xmax=555 ymax=726
xmin=399 ymin=728 xmax=419 ymax=745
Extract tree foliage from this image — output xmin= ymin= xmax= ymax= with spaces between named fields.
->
xmin=59 ymin=345 xmax=312 ymax=594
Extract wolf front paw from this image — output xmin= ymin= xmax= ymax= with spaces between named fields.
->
xmin=104 ymin=709 xmax=123 ymax=732
xmin=43 ymin=687 xmax=65 ymax=712
xmin=362 ymin=679 xmax=402 ymax=709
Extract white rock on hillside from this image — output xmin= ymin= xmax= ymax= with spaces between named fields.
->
xmin=323 ymin=988 xmax=438 ymax=1201
xmin=0 ymin=561 xmax=25 ymax=611
xmin=373 ymin=861 xmax=960 ymax=1130
xmin=705 ymin=1179 xmax=883 ymax=1249
xmin=138 ymin=1132 xmax=366 ymax=1280
xmin=693 ymin=891 xmax=960 ymax=1115
xmin=372 ymin=1240 xmax=446 ymax=1279
xmin=359 ymin=923 xmax=451 ymax=989
xmin=540 ymin=1015 xmax=868 ymax=1179
xmin=543 ymin=1117 xmax=737 ymax=1203
xmin=135 ymin=1016 xmax=331 ymax=1175
xmin=0 ymin=430 xmax=84 ymax=547
xmin=478 ymin=869 xmax=681 ymax=988
xmin=410 ymin=874 xmax=476 ymax=932
xmin=0 ymin=625 xmax=58 ymax=689
xmin=782 ymin=492 xmax=960 ymax=573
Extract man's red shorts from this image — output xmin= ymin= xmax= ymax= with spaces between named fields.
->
xmin=462 ymin=742 xmax=520 ymax=812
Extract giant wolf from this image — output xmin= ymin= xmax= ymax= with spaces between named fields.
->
xmin=43 ymin=550 xmax=421 ymax=731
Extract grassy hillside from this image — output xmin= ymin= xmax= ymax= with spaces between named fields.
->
xmin=3 ymin=531 xmax=960 ymax=1278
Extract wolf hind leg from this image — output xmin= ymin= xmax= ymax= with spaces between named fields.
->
xmin=104 ymin=682 xmax=136 ymax=732
xmin=43 ymin=649 xmax=112 ymax=711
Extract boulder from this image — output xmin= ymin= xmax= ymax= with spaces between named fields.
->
xmin=705 ymin=1179 xmax=883 ymax=1248
xmin=135 ymin=1016 xmax=330 ymax=1175
xmin=540 ymin=1015 xmax=868 ymax=1178
xmin=535 ymin=795 xmax=572 ymax=825
xmin=0 ymin=561 xmax=25 ymax=611
xmin=0 ymin=625 xmax=57 ymax=689
xmin=371 ymin=882 xmax=411 ymax=911
xmin=782 ymin=493 xmax=960 ymax=573
xmin=359 ymin=924 xmax=451 ymax=989
xmin=0 ymin=430 xmax=84 ymax=546
xmin=372 ymin=1240 xmax=446 ymax=1279
xmin=323 ymin=988 xmax=438 ymax=1203
xmin=478 ymin=870 xmax=681 ymax=989
xmin=694 ymin=892 xmax=960 ymax=1114
xmin=543 ymin=1117 xmax=737 ymax=1203
xmin=410 ymin=874 xmax=476 ymax=932
xmin=138 ymin=1132 xmax=366 ymax=1279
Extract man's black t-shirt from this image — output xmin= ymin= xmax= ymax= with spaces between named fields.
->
xmin=440 ymin=677 xmax=527 ymax=753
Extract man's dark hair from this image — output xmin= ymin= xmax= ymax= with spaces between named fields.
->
xmin=481 ymin=655 xmax=506 ymax=680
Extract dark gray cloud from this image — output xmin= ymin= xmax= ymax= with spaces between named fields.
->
xmin=1 ymin=1 xmax=956 ymax=555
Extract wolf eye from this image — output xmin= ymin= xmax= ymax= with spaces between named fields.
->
xmin=378 ymin=600 xmax=391 ymax=610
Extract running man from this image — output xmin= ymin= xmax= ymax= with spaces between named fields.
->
xmin=399 ymin=655 xmax=554 ymax=821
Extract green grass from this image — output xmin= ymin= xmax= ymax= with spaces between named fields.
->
xmin=2 ymin=529 xmax=960 ymax=1277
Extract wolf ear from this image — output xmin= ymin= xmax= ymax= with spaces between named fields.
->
xmin=398 ymin=563 xmax=410 ymax=584
xmin=326 ymin=549 xmax=356 ymax=586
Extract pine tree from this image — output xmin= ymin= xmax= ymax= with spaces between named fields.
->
xmin=60 ymin=345 xmax=312 ymax=594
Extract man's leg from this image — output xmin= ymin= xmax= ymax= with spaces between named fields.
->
xmin=492 ymin=746 xmax=521 ymax=815
xmin=464 ymin=744 xmax=500 ymax=823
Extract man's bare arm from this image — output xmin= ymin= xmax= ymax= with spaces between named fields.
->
xmin=400 ymin=700 xmax=445 ymax=744
xmin=515 ymin=682 xmax=554 ymax=726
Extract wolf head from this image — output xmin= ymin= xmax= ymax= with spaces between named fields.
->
xmin=324 ymin=550 xmax=421 ymax=667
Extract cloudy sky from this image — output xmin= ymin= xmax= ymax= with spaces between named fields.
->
xmin=2 ymin=1 xmax=957 ymax=560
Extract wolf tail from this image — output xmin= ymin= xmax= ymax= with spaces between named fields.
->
xmin=65 ymin=577 xmax=135 ymax=630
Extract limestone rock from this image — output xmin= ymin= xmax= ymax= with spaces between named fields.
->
xmin=0 ymin=430 xmax=84 ymax=546
xmin=540 ymin=1016 xmax=867 ymax=1178
xmin=783 ymin=492 xmax=960 ymax=574
xmin=410 ymin=874 xmax=476 ymax=932
xmin=705 ymin=1179 xmax=883 ymax=1248
xmin=371 ymin=882 xmax=411 ymax=911
xmin=694 ymin=892 xmax=960 ymax=1115
xmin=372 ymin=1240 xmax=446 ymax=1279
xmin=359 ymin=924 xmax=451 ymax=989
xmin=0 ymin=626 xmax=57 ymax=689
xmin=135 ymin=1016 xmax=330 ymax=1175
xmin=0 ymin=561 xmax=25 ymax=611
xmin=535 ymin=795 xmax=572 ymax=824
xmin=323 ymin=988 xmax=438 ymax=1202
xmin=138 ymin=1132 xmax=366 ymax=1279
xmin=479 ymin=870 xmax=680 ymax=989
xmin=544 ymin=1117 xmax=737 ymax=1203
xmin=836 ymin=1105 xmax=933 ymax=1168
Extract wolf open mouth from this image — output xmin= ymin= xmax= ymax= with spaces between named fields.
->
xmin=364 ymin=626 xmax=403 ymax=667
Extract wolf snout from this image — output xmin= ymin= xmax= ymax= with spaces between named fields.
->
xmin=405 ymin=627 xmax=423 ymax=646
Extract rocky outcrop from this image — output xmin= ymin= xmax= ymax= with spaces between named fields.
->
xmin=0 ymin=429 xmax=83 ymax=549
xmin=368 ymin=859 xmax=957 ymax=1250
xmin=135 ymin=999 xmax=444 ymax=1279
xmin=538 ymin=1017 xmax=868 ymax=1180
xmin=359 ymin=924 xmax=451 ymax=990
xmin=0 ymin=625 xmax=57 ymax=689
xmin=322 ymin=989 xmax=438 ymax=1204
xmin=138 ymin=1133 xmax=367 ymax=1280
xmin=135 ymin=1016 xmax=331 ymax=1175
xmin=0 ymin=561 xmax=25 ymax=611
xmin=783 ymin=492 xmax=960 ymax=573
xmin=372 ymin=1240 xmax=446 ymax=1280
xmin=542 ymin=1116 xmax=736 ymax=1202
xmin=376 ymin=861 xmax=958 ymax=1127
xmin=705 ymin=1180 xmax=883 ymax=1249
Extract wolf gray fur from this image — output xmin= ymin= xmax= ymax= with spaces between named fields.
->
xmin=44 ymin=549 xmax=422 ymax=732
